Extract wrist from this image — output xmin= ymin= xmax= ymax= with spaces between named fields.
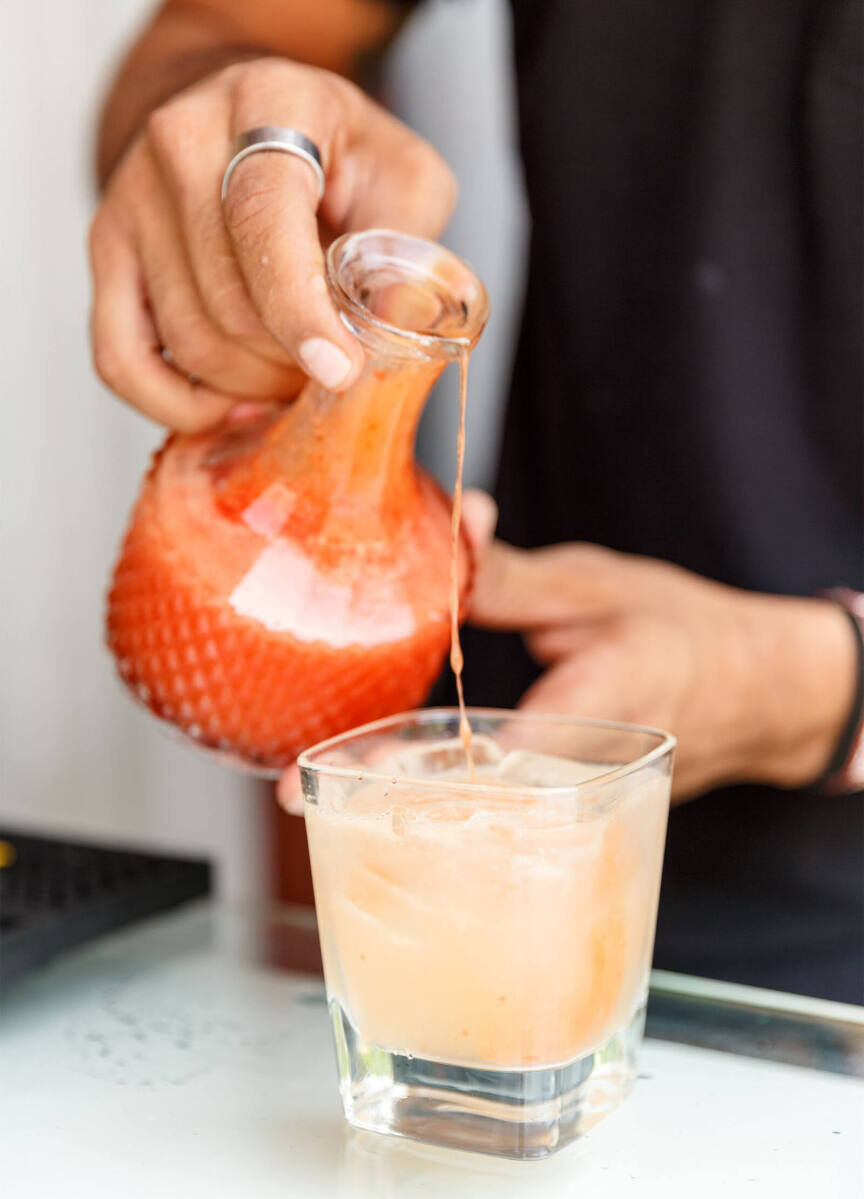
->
xmin=738 ymin=594 xmax=858 ymax=789
xmin=97 ymin=15 xmax=268 ymax=189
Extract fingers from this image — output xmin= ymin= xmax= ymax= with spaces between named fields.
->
xmin=220 ymin=65 xmax=457 ymax=390
xmin=526 ymin=624 xmax=604 ymax=665
xmin=145 ymin=87 xmax=302 ymax=371
xmin=93 ymin=58 xmax=462 ymax=427
xmin=277 ymin=764 xmax=304 ymax=818
xmin=328 ymin=102 xmax=458 ymax=240
xmin=517 ymin=651 xmax=631 ymax=723
xmin=460 ymin=489 xmax=498 ymax=559
xmin=469 ymin=541 xmax=630 ymax=631
xmin=516 ymin=654 xmax=661 ymax=783
xmin=220 ymin=68 xmax=367 ymax=390
xmin=517 ymin=659 xmax=595 ymax=715
xmin=133 ymin=155 xmax=302 ymax=399
xmin=224 ymin=150 xmax=365 ymax=390
xmin=89 ymin=213 xmax=235 ymax=432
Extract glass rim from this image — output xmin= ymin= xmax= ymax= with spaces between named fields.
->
xmin=297 ymin=707 xmax=676 ymax=797
xmin=326 ymin=229 xmax=489 ymax=360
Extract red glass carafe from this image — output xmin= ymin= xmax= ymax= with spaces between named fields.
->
xmin=106 ymin=230 xmax=488 ymax=771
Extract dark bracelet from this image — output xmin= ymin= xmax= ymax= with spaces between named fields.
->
xmin=815 ymin=590 xmax=864 ymax=795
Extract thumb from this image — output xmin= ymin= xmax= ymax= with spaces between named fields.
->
xmin=461 ymin=489 xmax=498 ymax=559
xmin=470 ymin=542 xmax=628 ymax=632
xmin=276 ymin=764 xmax=304 ymax=818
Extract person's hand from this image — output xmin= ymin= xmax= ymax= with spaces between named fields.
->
xmin=89 ymin=58 xmax=457 ymax=430
xmin=463 ymin=496 xmax=856 ymax=801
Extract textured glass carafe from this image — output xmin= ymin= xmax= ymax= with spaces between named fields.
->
xmin=106 ymin=230 xmax=488 ymax=771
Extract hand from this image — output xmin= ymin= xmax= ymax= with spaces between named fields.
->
xmin=89 ymin=57 xmax=457 ymax=430
xmin=464 ymin=496 xmax=856 ymax=801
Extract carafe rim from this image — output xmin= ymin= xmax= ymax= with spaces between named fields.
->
xmin=326 ymin=228 xmax=489 ymax=360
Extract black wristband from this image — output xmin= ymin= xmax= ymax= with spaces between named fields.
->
xmin=814 ymin=600 xmax=864 ymax=794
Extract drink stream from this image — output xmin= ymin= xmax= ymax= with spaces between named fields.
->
xmin=449 ymin=350 xmax=474 ymax=777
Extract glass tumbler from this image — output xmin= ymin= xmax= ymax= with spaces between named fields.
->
xmin=300 ymin=708 xmax=675 ymax=1159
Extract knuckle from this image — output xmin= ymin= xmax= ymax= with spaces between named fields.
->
xmin=145 ymin=104 xmax=180 ymax=158
xmin=573 ymin=542 xmax=621 ymax=569
xmin=525 ymin=630 xmax=547 ymax=659
xmin=216 ymin=59 xmax=256 ymax=92
xmin=416 ymin=136 xmax=447 ymax=171
xmin=440 ymin=161 xmax=459 ymax=212
xmin=146 ymin=96 xmax=217 ymax=211
xmin=229 ymin=61 xmax=343 ymax=151
xmin=103 ymin=137 xmax=154 ymax=211
xmin=229 ymin=58 xmax=302 ymax=112
xmin=170 ymin=392 xmax=219 ymax=434
xmin=422 ymin=144 xmax=458 ymax=204
xmin=526 ymin=632 xmax=563 ymax=666
xmin=555 ymin=541 xmax=614 ymax=567
xmin=403 ymin=139 xmax=459 ymax=223
xmin=231 ymin=57 xmax=318 ymax=101
xmin=229 ymin=75 xmax=257 ymax=116
xmin=316 ymin=68 xmax=356 ymax=112
xmin=88 ymin=205 xmax=128 ymax=269
xmin=87 ymin=210 xmax=108 ymax=264
xmin=146 ymin=99 xmax=200 ymax=178
xmin=91 ymin=332 xmax=128 ymax=392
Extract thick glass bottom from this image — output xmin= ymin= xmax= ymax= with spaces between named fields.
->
xmin=330 ymin=999 xmax=646 ymax=1160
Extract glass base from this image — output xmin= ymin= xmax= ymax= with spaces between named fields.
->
xmin=330 ymin=1000 xmax=646 ymax=1160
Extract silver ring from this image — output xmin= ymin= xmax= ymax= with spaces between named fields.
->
xmin=221 ymin=127 xmax=325 ymax=203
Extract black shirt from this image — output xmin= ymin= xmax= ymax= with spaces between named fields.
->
xmin=427 ymin=0 xmax=864 ymax=1002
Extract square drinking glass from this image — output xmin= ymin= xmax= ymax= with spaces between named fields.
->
xmin=299 ymin=708 xmax=675 ymax=1159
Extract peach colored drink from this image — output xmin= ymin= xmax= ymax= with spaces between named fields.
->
xmin=307 ymin=758 xmax=668 ymax=1069
xmin=301 ymin=711 xmax=675 ymax=1158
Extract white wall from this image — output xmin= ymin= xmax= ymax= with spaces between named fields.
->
xmin=0 ymin=0 xmax=525 ymax=894
xmin=0 ymin=0 xmax=270 ymax=900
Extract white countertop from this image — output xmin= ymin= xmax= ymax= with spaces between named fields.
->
xmin=1 ymin=904 xmax=861 ymax=1198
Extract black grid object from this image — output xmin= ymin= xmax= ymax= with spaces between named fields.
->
xmin=0 ymin=829 xmax=211 ymax=986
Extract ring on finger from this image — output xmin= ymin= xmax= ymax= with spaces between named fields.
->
xmin=221 ymin=127 xmax=325 ymax=203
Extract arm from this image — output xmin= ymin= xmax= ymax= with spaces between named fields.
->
xmin=90 ymin=0 xmax=454 ymax=430
xmin=97 ymin=0 xmax=409 ymax=185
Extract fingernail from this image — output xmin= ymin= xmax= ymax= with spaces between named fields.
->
xmin=298 ymin=338 xmax=353 ymax=390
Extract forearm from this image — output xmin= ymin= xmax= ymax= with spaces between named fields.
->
xmin=97 ymin=0 xmax=405 ymax=186
xmin=97 ymin=9 xmax=256 ymax=187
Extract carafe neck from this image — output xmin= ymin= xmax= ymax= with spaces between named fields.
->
xmin=210 ymin=229 xmax=488 ymax=535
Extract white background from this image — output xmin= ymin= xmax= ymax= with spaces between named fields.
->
xmin=0 ymin=1 xmax=526 ymax=895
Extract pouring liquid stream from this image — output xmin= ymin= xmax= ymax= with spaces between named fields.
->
xmin=449 ymin=349 xmax=474 ymax=779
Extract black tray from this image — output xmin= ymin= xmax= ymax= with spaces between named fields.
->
xmin=0 ymin=828 xmax=211 ymax=986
